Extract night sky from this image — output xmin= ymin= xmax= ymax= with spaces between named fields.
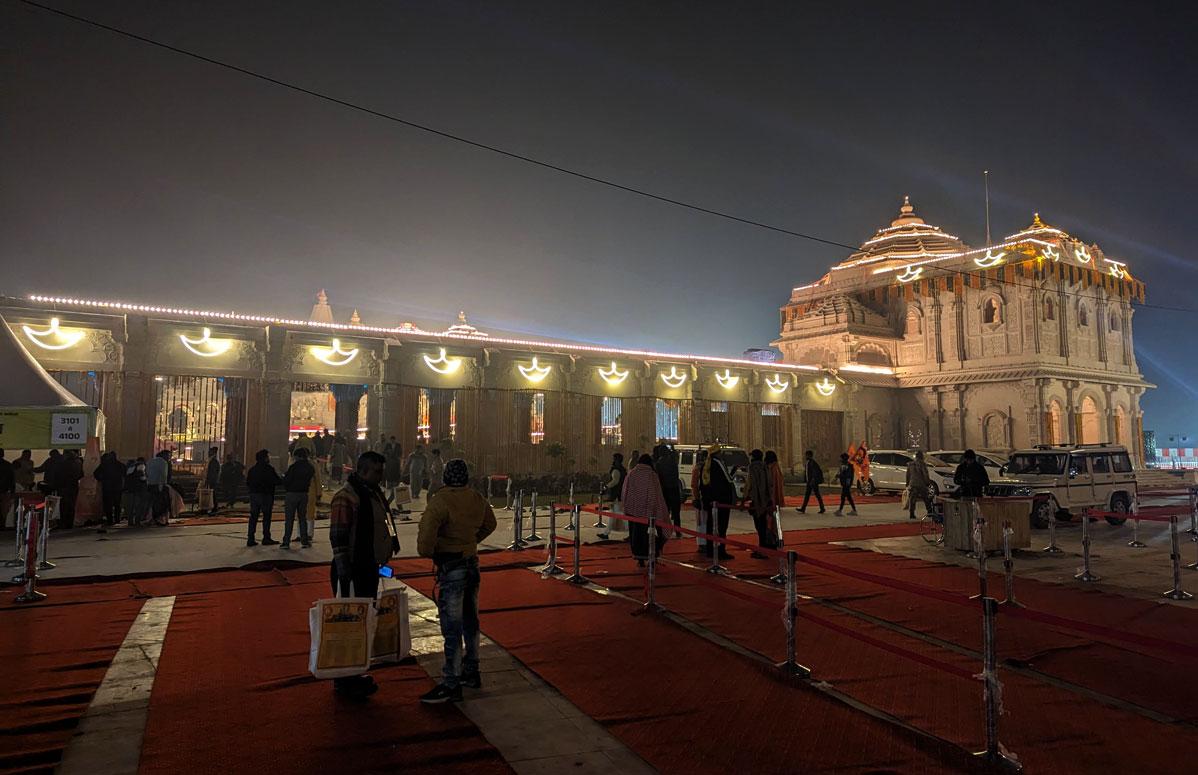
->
xmin=3 ymin=1 xmax=1196 ymax=439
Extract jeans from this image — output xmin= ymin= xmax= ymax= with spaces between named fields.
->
xmin=800 ymin=483 xmax=825 ymax=511
xmin=283 ymin=491 xmax=309 ymax=545
xmin=436 ymin=556 xmax=481 ymax=689
xmin=101 ymin=489 xmax=121 ymax=524
xmin=248 ymin=493 xmax=274 ymax=541
xmin=838 ymin=485 xmax=857 ymax=512
xmin=123 ymin=490 xmax=149 ymax=526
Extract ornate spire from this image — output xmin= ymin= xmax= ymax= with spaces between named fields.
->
xmin=310 ymin=289 xmax=334 ymax=324
xmin=890 ymin=194 xmax=925 ymax=227
xmin=350 ymin=309 xmax=361 ymax=325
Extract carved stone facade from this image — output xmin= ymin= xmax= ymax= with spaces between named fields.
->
xmin=774 ymin=199 xmax=1152 ymax=463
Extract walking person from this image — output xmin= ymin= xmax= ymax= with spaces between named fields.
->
xmin=744 ymin=449 xmax=775 ymax=557
xmin=282 ymin=448 xmax=315 ymax=549
xmin=245 ymin=449 xmax=281 ymax=546
xmin=329 ymin=451 xmax=398 ymax=700
xmin=623 ymin=453 xmax=668 ymax=565
xmin=427 ymin=449 xmax=445 ymax=497
xmin=596 ymin=452 xmax=627 ymax=540
xmin=329 ymin=435 xmax=349 ymax=484
xmin=219 ymin=454 xmax=244 ymax=511
xmin=834 ymin=452 xmax=858 ymax=516
xmin=700 ymin=445 xmax=737 ymax=559
xmin=905 ymin=450 xmax=936 ymax=519
xmin=123 ymin=457 xmax=148 ymax=526
xmin=653 ymin=444 xmax=683 ymax=537
xmin=797 ymin=450 xmax=826 ymax=513
xmin=765 ymin=450 xmax=786 ymax=545
xmin=204 ymin=447 xmax=220 ymax=514
xmin=406 ymin=445 xmax=428 ymax=501
xmin=417 ymin=458 xmax=497 ymax=703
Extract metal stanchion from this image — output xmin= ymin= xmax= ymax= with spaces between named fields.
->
xmin=1000 ymin=522 xmax=1022 ymax=607
xmin=1163 ymin=516 xmax=1193 ymax=600
xmin=37 ymin=496 xmax=57 ymax=571
xmin=973 ymin=596 xmax=1020 ymax=770
xmin=566 ymin=506 xmax=587 ymax=585
xmin=769 ymin=507 xmax=786 ymax=585
xmin=506 ymin=491 xmax=526 ymax=551
xmin=5 ymin=504 xmax=27 ymax=568
xmin=14 ymin=507 xmax=47 ymax=604
xmin=524 ymin=491 xmax=542 ymax=542
xmin=565 ymin=481 xmax=577 ymax=531
xmin=541 ymin=507 xmax=564 ymax=577
xmin=643 ymin=516 xmax=659 ymax=611
xmin=777 ymin=550 xmax=811 ymax=678
xmin=1187 ymin=488 xmax=1198 ymax=536
xmin=593 ymin=495 xmax=607 ymax=529
xmin=969 ymin=502 xmax=988 ymax=600
xmin=1041 ymin=503 xmax=1063 ymax=554
xmin=1187 ymin=526 xmax=1198 ymax=571
xmin=1126 ymin=515 xmax=1146 ymax=548
xmin=1074 ymin=512 xmax=1099 ymax=582
xmin=705 ymin=507 xmax=726 ymax=575
xmin=504 ymin=479 xmax=514 ymax=511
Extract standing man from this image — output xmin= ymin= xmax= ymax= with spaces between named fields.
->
xmin=744 ymin=449 xmax=775 ymax=556
xmin=245 ymin=449 xmax=281 ymax=546
xmin=58 ymin=450 xmax=84 ymax=528
xmin=700 ymin=446 xmax=736 ymax=560
xmin=427 ymin=449 xmax=445 ymax=497
xmin=93 ymin=452 xmax=124 ymax=533
xmin=797 ymin=450 xmax=826 ymax=514
xmin=329 ymin=451 xmax=397 ymax=699
xmin=406 ymin=444 xmax=428 ymax=501
xmin=282 ymin=448 xmax=315 ymax=549
xmin=219 ymin=453 xmax=244 ymax=511
xmin=123 ymin=457 xmax=148 ymax=526
xmin=905 ymin=450 xmax=935 ymax=519
xmin=653 ymin=444 xmax=683 ymax=537
xmin=417 ymin=459 xmax=496 ymax=703
xmin=205 ymin=447 xmax=220 ymax=514
xmin=145 ymin=451 xmax=171 ymax=526
xmin=0 ymin=450 xmax=14 ymax=531
xmin=13 ymin=450 xmax=35 ymax=493
xmin=596 ymin=452 xmax=627 ymax=540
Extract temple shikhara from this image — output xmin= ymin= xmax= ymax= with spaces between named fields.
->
xmin=0 ymin=197 xmax=1152 ymax=472
xmin=774 ymin=197 xmax=1151 ymax=463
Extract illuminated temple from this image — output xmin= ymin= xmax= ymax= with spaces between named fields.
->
xmin=1 ymin=198 xmax=1151 ymax=472
xmin=774 ymin=197 xmax=1151 ymax=464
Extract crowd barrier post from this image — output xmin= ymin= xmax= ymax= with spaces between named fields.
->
xmin=778 ymin=550 xmax=811 ymax=678
xmin=769 ymin=507 xmax=786 ymax=585
xmin=1163 ymin=516 xmax=1193 ymax=601
xmin=1127 ymin=514 xmax=1146 ymax=549
xmin=644 ymin=516 xmax=660 ymax=611
xmin=968 ymin=502 xmax=988 ymax=601
xmin=485 ymin=475 xmax=492 ymax=505
xmin=592 ymin=496 xmax=607 ymax=529
xmin=565 ymin=482 xmax=577 ymax=531
xmin=506 ymin=491 xmax=526 ymax=551
xmin=504 ymin=479 xmax=514 ymax=511
xmin=38 ymin=496 xmax=58 ymax=570
xmin=541 ymin=507 xmax=565 ymax=577
xmin=1042 ymin=505 xmax=1063 ymax=554
xmin=974 ymin=596 xmax=1019 ymax=770
xmin=14 ymin=507 xmax=46 ymax=604
xmin=524 ymin=491 xmax=543 ymax=542
xmin=569 ymin=480 xmax=575 ymax=506
xmin=1074 ymin=511 xmax=1099 ymax=582
xmin=5 ymin=504 xmax=27 ymax=568
xmin=1187 ymin=487 xmax=1197 ymax=537
xmin=706 ymin=510 xmax=726 ymax=575
xmin=566 ymin=506 xmax=587 ymax=585
xmin=1000 ymin=522 xmax=1022 ymax=607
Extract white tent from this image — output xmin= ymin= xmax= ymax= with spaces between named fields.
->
xmin=0 ymin=314 xmax=101 ymax=449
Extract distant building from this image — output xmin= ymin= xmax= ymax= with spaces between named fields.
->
xmin=774 ymin=197 xmax=1152 ymax=464
xmin=742 ymin=348 xmax=780 ymax=363
xmin=1143 ymin=430 xmax=1157 ymax=465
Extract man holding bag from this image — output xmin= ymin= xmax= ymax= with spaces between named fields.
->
xmin=417 ymin=459 xmax=496 ymax=704
xmin=328 ymin=451 xmax=397 ymax=699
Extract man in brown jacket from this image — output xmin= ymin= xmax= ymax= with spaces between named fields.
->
xmin=417 ymin=458 xmax=496 ymax=703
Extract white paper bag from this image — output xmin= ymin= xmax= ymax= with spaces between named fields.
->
xmin=370 ymin=586 xmax=411 ymax=665
xmin=308 ymin=597 xmax=376 ymax=679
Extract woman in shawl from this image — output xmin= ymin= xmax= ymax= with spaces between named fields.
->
xmin=622 ymin=454 xmax=668 ymax=565
xmin=765 ymin=450 xmax=786 ymax=545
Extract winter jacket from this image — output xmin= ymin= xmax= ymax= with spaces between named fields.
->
xmin=417 ymin=486 xmax=497 ymax=562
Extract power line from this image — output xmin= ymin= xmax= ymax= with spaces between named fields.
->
xmin=15 ymin=0 xmax=1197 ymax=317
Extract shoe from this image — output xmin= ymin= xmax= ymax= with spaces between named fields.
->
xmin=460 ymin=672 xmax=482 ymax=690
xmin=247 ymin=540 xmax=257 ymax=547
xmin=819 ymin=509 xmax=826 ymax=513
xmin=596 ymin=533 xmax=609 ymax=540
xmin=849 ymin=510 xmax=858 ymax=516
xmin=834 ymin=510 xmax=843 ymax=516
xmin=281 ymin=543 xmax=291 ymax=550
xmin=420 ymin=683 xmax=462 ymax=704
xmin=262 ymin=538 xmax=279 ymax=545
xmin=796 ymin=508 xmax=806 ymax=514
xmin=301 ymin=541 xmax=312 ymax=548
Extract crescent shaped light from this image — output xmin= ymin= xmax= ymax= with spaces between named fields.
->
xmin=1074 ymin=246 xmax=1092 ymax=264
xmin=518 ymin=356 xmax=551 ymax=383
xmin=1041 ymin=245 xmax=1060 ymax=262
xmin=179 ymin=327 xmax=232 ymax=357
xmin=423 ymin=347 xmax=461 ymax=374
xmin=974 ymin=249 xmax=1005 ymax=268
xmin=896 ymin=265 xmax=923 ymax=284
xmin=715 ymin=369 xmax=740 ymax=389
xmin=660 ymin=366 xmax=687 ymax=388
xmin=1107 ymin=262 xmax=1127 ymax=279
xmin=765 ymin=374 xmax=790 ymax=394
xmin=22 ymin=318 xmax=85 ymax=350
xmin=312 ymin=338 xmax=359 ymax=367
xmin=815 ymin=377 xmax=836 ymax=397
xmin=598 ymin=361 xmax=629 ymax=385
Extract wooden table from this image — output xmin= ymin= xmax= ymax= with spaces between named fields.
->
xmin=942 ymin=498 xmax=1031 ymax=552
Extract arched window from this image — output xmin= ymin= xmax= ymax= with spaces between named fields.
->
xmin=1078 ymin=303 xmax=1090 ymax=327
xmin=1079 ymin=395 xmax=1101 ymax=444
xmin=1044 ymin=296 xmax=1055 ymax=321
xmin=983 ymin=297 xmax=1002 ymax=325
xmin=1047 ymin=399 xmax=1064 ymax=444
xmin=983 ymin=412 xmax=1008 ymax=449
xmin=853 ymin=343 xmax=891 ymax=367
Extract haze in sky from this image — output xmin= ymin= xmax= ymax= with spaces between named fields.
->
xmin=3 ymin=0 xmax=1196 ymax=438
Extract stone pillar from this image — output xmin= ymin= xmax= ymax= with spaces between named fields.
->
xmin=1064 ymin=381 xmax=1078 ymax=445
xmin=261 ymin=379 xmax=293 ymax=466
xmin=1096 ymin=300 xmax=1109 ymax=364
xmin=1130 ymin=388 xmax=1145 ymax=466
xmin=1102 ymin=385 xmax=1117 ymax=444
xmin=955 ymin=386 xmax=968 ymax=449
xmin=330 ymin=384 xmax=367 ymax=443
xmin=930 ymin=298 xmax=945 ymax=364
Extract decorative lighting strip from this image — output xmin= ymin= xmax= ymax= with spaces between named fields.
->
xmin=25 ymin=295 xmax=828 ymax=373
xmin=517 ymin=356 xmax=551 ymax=382
xmin=423 ymin=347 xmax=460 ymax=374
xmin=861 ymin=226 xmax=961 ymax=247
xmin=973 ymin=249 xmax=1005 ymax=269
xmin=765 ymin=374 xmax=790 ymax=393
xmin=815 ymin=377 xmax=836 ymax=396
xmin=660 ymin=366 xmax=687 ymax=388
xmin=714 ymin=369 xmax=740 ymax=389
xmin=896 ymin=265 xmax=923 ymax=283
xmin=179 ymin=327 xmax=232 ymax=357
xmin=1074 ymin=246 xmax=1092 ymax=264
xmin=21 ymin=317 xmax=85 ymax=350
xmin=313 ymin=339 xmax=359 ymax=366
xmin=840 ymin=363 xmax=895 ymax=375
xmin=598 ymin=361 xmax=629 ymax=385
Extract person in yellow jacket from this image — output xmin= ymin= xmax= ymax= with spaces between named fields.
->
xmin=416 ymin=458 xmax=496 ymax=704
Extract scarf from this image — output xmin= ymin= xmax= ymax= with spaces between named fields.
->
xmin=621 ymin=463 xmax=668 ymax=521
xmin=701 ymin=443 xmax=721 ymax=486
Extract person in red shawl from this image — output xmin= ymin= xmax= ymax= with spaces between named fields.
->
xmin=622 ymin=453 xmax=669 ymax=566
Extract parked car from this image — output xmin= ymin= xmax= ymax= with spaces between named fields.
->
xmin=861 ymin=449 xmax=957 ymax=496
xmin=985 ymin=443 xmax=1136 ymax=528
xmin=675 ymin=444 xmax=749 ymax=500
xmin=930 ymin=450 xmax=1008 ymax=476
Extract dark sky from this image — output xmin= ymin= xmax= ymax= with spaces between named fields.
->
xmin=3 ymin=1 xmax=1196 ymax=439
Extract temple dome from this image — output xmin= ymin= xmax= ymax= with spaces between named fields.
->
xmin=836 ymin=196 xmax=969 ymax=269
xmin=1004 ymin=212 xmax=1072 ymax=242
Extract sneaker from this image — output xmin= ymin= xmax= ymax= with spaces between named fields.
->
xmin=301 ymin=541 xmax=312 ymax=548
xmin=281 ymin=543 xmax=291 ymax=550
xmin=460 ymin=672 xmax=482 ymax=690
xmin=818 ymin=509 xmax=826 ymax=513
xmin=262 ymin=538 xmax=279 ymax=546
xmin=419 ymin=683 xmax=462 ymax=704
xmin=796 ymin=508 xmax=806 ymax=514
xmin=849 ymin=510 xmax=858 ymax=516
xmin=596 ymin=533 xmax=609 ymax=540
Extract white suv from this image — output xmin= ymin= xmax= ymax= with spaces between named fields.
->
xmin=862 ymin=450 xmax=957 ymax=497
xmin=674 ymin=445 xmax=750 ymax=500
xmin=986 ymin=444 xmax=1137 ymax=528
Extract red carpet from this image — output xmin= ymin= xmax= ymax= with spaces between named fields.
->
xmin=138 ymin=573 xmax=510 ymax=774
xmin=0 ymin=597 xmax=144 ymax=774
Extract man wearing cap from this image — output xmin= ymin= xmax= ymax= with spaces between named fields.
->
xmin=417 ymin=459 xmax=496 ymax=704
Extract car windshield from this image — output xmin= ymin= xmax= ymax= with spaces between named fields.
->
xmin=717 ymin=449 xmax=750 ymax=471
xmin=1006 ymin=453 xmax=1066 ymax=475
xmin=980 ymin=455 xmax=1006 ymax=468
xmin=923 ymin=454 xmax=951 ymax=467
xmin=935 ymin=452 xmax=964 ymax=465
